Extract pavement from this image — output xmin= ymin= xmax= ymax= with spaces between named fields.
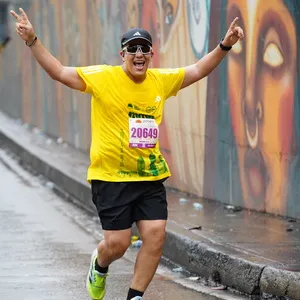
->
xmin=0 ymin=147 xmax=232 ymax=300
xmin=1 ymin=110 xmax=300 ymax=300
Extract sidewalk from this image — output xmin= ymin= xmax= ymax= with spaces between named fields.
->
xmin=1 ymin=111 xmax=299 ymax=299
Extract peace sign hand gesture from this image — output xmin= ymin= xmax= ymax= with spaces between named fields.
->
xmin=222 ymin=17 xmax=244 ymax=47
xmin=10 ymin=8 xmax=36 ymax=44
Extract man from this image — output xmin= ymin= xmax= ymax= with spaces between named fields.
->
xmin=10 ymin=7 xmax=243 ymax=300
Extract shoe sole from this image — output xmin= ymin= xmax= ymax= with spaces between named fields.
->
xmin=86 ymin=248 xmax=98 ymax=300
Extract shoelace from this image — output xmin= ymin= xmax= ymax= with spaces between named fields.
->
xmin=90 ymin=263 xmax=100 ymax=283
xmin=91 ymin=268 xmax=107 ymax=285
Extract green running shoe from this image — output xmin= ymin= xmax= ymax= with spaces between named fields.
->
xmin=86 ymin=249 xmax=108 ymax=300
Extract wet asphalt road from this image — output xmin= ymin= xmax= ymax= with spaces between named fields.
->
xmin=0 ymin=149 xmax=246 ymax=300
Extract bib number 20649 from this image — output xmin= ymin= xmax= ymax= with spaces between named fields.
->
xmin=129 ymin=118 xmax=159 ymax=148
xmin=131 ymin=127 xmax=158 ymax=139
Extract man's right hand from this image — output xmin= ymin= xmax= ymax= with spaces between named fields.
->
xmin=10 ymin=8 xmax=35 ymax=44
xmin=9 ymin=7 xmax=86 ymax=92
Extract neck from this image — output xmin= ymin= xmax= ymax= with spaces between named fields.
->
xmin=122 ymin=65 xmax=146 ymax=83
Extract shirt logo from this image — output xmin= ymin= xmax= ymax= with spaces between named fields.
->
xmin=133 ymin=31 xmax=141 ymax=36
xmin=155 ymin=96 xmax=161 ymax=103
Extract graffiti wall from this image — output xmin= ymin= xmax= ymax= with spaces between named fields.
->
xmin=1 ymin=0 xmax=300 ymax=218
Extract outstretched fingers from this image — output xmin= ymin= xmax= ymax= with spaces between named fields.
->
xmin=19 ymin=8 xmax=29 ymax=22
xmin=227 ymin=17 xmax=244 ymax=40
xmin=10 ymin=10 xmax=21 ymax=22
xmin=10 ymin=8 xmax=28 ymax=23
xmin=229 ymin=17 xmax=239 ymax=31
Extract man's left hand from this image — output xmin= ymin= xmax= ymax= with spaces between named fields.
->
xmin=222 ymin=17 xmax=244 ymax=47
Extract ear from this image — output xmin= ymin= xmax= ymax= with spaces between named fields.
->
xmin=120 ymin=50 xmax=125 ymax=61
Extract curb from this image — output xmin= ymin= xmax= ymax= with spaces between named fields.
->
xmin=163 ymin=231 xmax=263 ymax=295
xmin=0 ymin=124 xmax=95 ymax=216
xmin=1 ymin=118 xmax=299 ymax=299
xmin=260 ymin=267 xmax=300 ymax=299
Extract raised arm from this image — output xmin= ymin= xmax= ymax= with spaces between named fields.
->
xmin=10 ymin=8 xmax=86 ymax=92
xmin=181 ymin=17 xmax=244 ymax=89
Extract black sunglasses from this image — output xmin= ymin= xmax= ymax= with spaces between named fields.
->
xmin=123 ymin=44 xmax=152 ymax=55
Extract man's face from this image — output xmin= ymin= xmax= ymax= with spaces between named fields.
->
xmin=121 ymin=39 xmax=153 ymax=81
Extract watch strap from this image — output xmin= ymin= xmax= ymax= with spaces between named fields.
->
xmin=219 ymin=38 xmax=232 ymax=51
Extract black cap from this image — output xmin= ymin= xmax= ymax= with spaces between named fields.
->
xmin=121 ymin=28 xmax=152 ymax=48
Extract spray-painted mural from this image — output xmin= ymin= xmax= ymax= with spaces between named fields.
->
xmin=228 ymin=0 xmax=298 ymax=214
xmin=210 ymin=0 xmax=300 ymax=218
xmin=1 ymin=0 xmax=300 ymax=218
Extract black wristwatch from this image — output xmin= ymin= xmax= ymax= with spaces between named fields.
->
xmin=219 ymin=38 xmax=232 ymax=51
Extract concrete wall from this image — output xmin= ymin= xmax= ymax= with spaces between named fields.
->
xmin=1 ymin=0 xmax=300 ymax=219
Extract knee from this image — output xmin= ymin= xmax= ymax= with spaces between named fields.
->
xmin=143 ymin=226 xmax=166 ymax=252
xmin=104 ymin=237 xmax=131 ymax=259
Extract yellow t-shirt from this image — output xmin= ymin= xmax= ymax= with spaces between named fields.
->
xmin=76 ymin=65 xmax=185 ymax=182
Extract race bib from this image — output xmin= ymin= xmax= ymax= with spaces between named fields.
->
xmin=129 ymin=118 xmax=159 ymax=148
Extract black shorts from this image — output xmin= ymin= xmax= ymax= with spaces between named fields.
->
xmin=91 ymin=179 xmax=168 ymax=230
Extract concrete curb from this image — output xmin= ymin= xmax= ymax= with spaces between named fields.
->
xmin=1 ymin=118 xmax=299 ymax=299
xmin=163 ymin=232 xmax=300 ymax=299
xmin=163 ymin=231 xmax=263 ymax=295
xmin=0 ymin=126 xmax=95 ymax=215
xmin=260 ymin=267 xmax=300 ymax=299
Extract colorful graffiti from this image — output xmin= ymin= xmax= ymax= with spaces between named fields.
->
xmin=1 ymin=0 xmax=300 ymax=218
xmin=228 ymin=0 xmax=297 ymax=214
xmin=213 ymin=0 xmax=300 ymax=217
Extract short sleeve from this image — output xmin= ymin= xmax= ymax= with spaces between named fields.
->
xmin=156 ymin=68 xmax=185 ymax=100
xmin=76 ymin=65 xmax=109 ymax=95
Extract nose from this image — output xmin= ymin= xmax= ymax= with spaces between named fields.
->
xmin=244 ymin=87 xmax=256 ymax=123
xmin=135 ymin=48 xmax=143 ymax=57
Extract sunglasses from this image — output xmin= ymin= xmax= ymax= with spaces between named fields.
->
xmin=123 ymin=44 xmax=152 ymax=55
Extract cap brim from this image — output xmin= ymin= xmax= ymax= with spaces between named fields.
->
xmin=122 ymin=37 xmax=152 ymax=46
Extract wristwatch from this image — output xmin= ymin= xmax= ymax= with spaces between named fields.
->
xmin=25 ymin=36 xmax=38 ymax=47
xmin=219 ymin=38 xmax=232 ymax=51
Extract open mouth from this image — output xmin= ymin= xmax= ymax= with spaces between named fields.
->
xmin=133 ymin=62 xmax=145 ymax=71
xmin=245 ymin=120 xmax=258 ymax=149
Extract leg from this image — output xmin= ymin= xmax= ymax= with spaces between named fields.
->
xmin=130 ymin=220 xmax=166 ymax=291
xmin=87 ymin=230 xmax=132 ymax=300
xmin=91 ymin=180 xmax=135 ymax=266
xmin=127 ymin=179 xmax=168 ymax=298
xmin=97 ymin=228 xmax=132 ymax=267
xmin=88 ymin=180 xmax=135 ymax=299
